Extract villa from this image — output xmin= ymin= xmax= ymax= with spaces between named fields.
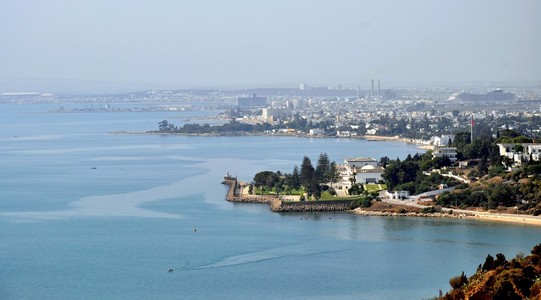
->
xmin=497 ymin=143 xmax=541 ymax=164
xmin=432 ymin=147 xmax=458 ymax=162
xmin=344 ymin=157 xmax=384 ymax=184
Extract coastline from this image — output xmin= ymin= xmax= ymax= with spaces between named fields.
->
xmin=123 ymin=130 xmax=539 ymax=227
xmin=223 ymin=179 xmax=541 ymax=226
xmin=359 ymin=134 xmax=434 ymax=150
xmin=469 ymin=212 xmax=541 ymax=226
xmin=112 ymin=130 xmax=434 ymax=148
xmin=353 ymin=207 xmax=541 ymax=226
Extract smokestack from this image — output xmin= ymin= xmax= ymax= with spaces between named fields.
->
xmin=371 ymin=79 xmax=374 ymax=98
xmin=378 ymin=79 xmax=381 ymax=98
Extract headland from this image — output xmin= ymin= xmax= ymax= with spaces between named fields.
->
xmin=222 ymin=178 xmax=541 ymax=226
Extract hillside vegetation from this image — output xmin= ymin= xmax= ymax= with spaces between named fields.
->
xmin=442 ymin=244 xmax=541 ymax=299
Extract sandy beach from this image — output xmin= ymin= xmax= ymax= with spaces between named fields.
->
xmin=354 ymin=207 xmax=541 ymax=226
xmin=471 ymin=212 xmax=541 ymax=226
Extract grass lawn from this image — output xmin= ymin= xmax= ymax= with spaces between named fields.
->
xmin=363 ymin=183 xmax=387 ymax=193
xmin=254 ymin=187 xmax=304 ymax=196
xmin=319 ymin=191 xmax=362 ymax=201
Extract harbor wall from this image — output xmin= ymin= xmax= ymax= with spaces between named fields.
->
xmin=222 ymin=179 xmax=353 ymax=212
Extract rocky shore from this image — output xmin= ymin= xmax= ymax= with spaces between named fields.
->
xmin=222 ymin=179 xmax=541 ymax=225
xmin=353 ymin=208 xmax=475 ymax=220
xmin=273 ymin=200 xmax=352 ymax=212
xmin=222 ymin=179 xmax=353 ymax=212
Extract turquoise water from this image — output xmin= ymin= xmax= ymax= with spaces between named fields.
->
xmin=1 ymin=103 xmax=540 ymax=299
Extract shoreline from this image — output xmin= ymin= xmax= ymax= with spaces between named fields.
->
xmin=469 ymin=212 xmax=541 ymax=226
xmin=112 ymin=130 xmax=434 ymax=148
xmin=222 ymin=179 xmax=541 ymax=227
xmin=353 ymin=207 xmax=541 ymax=226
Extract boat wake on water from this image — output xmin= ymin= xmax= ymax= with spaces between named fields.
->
xmin=169 ymin=244 xmax=349 ymax=272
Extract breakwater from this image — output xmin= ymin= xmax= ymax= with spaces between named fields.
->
xmin=274 ymin=200 xmax=353 ymax=212
xmin=353 ymin=208 xmax=475 ymax=220
xmin=222 ymin=179 xmax=353 ymax=212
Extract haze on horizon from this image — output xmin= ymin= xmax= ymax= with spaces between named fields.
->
xmin=1 ymin=0 xmax=540 ymax=92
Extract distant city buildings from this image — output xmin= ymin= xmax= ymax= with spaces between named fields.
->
xmin=237 ymin=94 xmax=267 ymax=108
xmin=449 ymin=89 xmax=516 ymax=102
xmin=262 ymin=108 xmax=293 ymax=122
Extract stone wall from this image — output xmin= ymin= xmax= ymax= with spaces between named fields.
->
xmin=273 ymin=200 xmax=353 ymax=212
xmin=222 ymin=180 xmax=353 ymax=212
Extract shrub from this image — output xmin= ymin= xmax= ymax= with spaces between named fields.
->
xmin=482 ymin=254 xmax=495 ymax=271
xmin=422 ymin=206 xmax=437 ymax=214
xmin=494 ymin=253 xmax=508 ymax=268
xmin=360 ymin=198 xmax=372 ymax=208
xmin=449 ymin=271 xmax=468 ymax=290
xmin=530 ymin=281 xmax=541 ymax=299
xmin=328 ymin=187 xmax=336 ymax=196
xmin=531 ymin=243 xmax=541 ymax=256
xmin=349 ymin=198 xmax=372 ymax=209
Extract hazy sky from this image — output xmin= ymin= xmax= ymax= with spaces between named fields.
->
xmin=1 ymin=0 xmax=540 ymax=88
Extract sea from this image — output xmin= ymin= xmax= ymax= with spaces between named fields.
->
xmin=1 ymin=103 xmax=540 ymax=300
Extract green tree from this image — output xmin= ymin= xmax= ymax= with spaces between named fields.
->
xmin=159 ymin=120 xmax=169 ymax=131
xmin=348 ymin=183 xmax=364 ymax=195
xmin=290 ymin=165 xmax=301 ymax=189
xmin=452 ymin=131 xmax=471 ymax=151
xmin=300 ymin=156 xmax=315 ymax=191
xmin=309 ymin=177 xmax=321 ymax=199
xmin=328 ymin=161 xmax=340 ymax=187
xmin=253 ymin=171 xmax=277 ymax=189
xmin=315 ymin=153 xmax=330 ymax=183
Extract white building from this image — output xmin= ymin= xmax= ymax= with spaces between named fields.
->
xmin=344 ymin=157 xmax=384 ymax=184
xmin=337 ymin=130 xmax=357 ymax=137
xmin=393 ymin=190 xmax=410 ymax=200
xmin=432 ymin=147 xmax=458 ymax=162
xmin=433 ymin=134 xmax=454 ymax=146
xmin=262 ymin=108 xmax=293 ymax=122
xmin=308 ymin=128 xmax=325 ymax=136
xmin=366 ymin=128 xmax=378 ymax=135
xmin=497 ymin=143 xmax=541 ymax=164
xmin=345 ymin=157 xmax=378 ymax=169
xmin=354 ymin=164 xmax=385 ymax=184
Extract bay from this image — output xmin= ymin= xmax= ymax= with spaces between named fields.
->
xmin=1 ymin=103 xmax=540 ymax=299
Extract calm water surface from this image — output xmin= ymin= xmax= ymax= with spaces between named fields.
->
xmin=1 ymin=103 xmax=540 ymax=299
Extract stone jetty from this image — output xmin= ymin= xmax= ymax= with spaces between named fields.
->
xmin=222 ymin=179 xmax=353 ymax=212
xmin=353 ymin=208 xmax=475 ymax=220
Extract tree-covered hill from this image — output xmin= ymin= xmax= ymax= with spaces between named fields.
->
xmin=441 ymin=244 xmax=541 ymax=299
